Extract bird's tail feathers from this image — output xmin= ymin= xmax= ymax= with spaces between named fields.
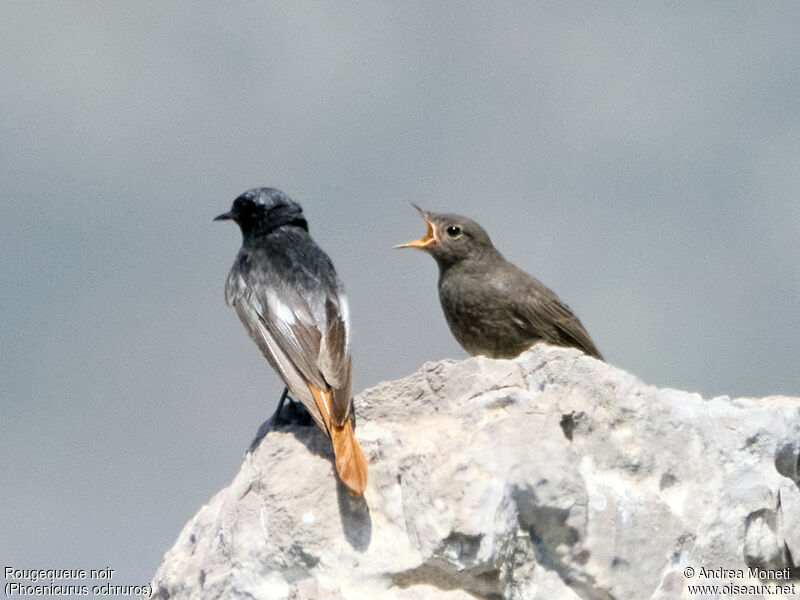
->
xmin=307 ymin=383 xmax=368 ymax=496
xmin=330 ymin=419 xmax=368 ymax=496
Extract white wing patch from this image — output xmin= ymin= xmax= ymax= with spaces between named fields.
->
xmin=266 ymin=290 xmax=296 ymax=326
xmin=339 ymin=293 xmax=351 ymax=354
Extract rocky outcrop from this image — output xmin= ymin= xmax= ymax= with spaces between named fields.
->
xmin=151 ymin=345 xmax=800 ymax=599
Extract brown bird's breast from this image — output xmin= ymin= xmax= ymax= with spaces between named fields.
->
xmin=438 ymin=263 xmax=543 ymax=358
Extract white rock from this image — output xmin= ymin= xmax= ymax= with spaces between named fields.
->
xmin=151 ymin=345 xmax=800 ymax=599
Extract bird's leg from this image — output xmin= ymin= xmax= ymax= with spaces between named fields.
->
xmin=274 ymin=386 xmax=290 ymax=418
xmin=246 ymin=387 xmax=289 ymax=454
xmin=349 ymin=398 xmax=357 ymax=431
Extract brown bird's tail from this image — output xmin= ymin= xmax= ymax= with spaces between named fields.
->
xmin=307 ymin=384 xmax=368 ymax=496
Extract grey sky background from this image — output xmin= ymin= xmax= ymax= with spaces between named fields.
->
xmin=2 ymin=1 xmax=798 ymax=588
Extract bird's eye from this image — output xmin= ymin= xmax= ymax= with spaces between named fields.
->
xmin=446 ymin=225 xmax=462 ymax=238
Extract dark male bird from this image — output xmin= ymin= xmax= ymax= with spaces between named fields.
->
xmin=396 ymin=205 xmax=603 ymax=360
xmin=215 ymin=187 xmax=367 ymax=496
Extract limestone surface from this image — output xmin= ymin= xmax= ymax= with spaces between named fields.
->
xmin=151 ymin=345 xmax=800 ymax=599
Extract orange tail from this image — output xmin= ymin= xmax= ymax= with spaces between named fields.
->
xmin=308 ymin=383 xmax=368 ymax=496
xmin=330 ymin=419 xmax=368 ymax=496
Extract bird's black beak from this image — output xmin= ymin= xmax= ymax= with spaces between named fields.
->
xmin=214 ymin=211 xmax=233 ymax=222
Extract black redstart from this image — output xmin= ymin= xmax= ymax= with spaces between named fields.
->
xmin=396 ymin=205 xmax=603 ymax=360
xmin=216 ymin=187 xmax=367 ymax=496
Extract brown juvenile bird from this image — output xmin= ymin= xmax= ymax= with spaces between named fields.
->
xmin=216 ymin=187 xmax=367 ymax=496
xmin=396 ymin=205 xmax=603 ymax=360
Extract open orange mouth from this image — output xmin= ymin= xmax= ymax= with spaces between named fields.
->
xmin=395 ymin=204 xmax=437 ymax=249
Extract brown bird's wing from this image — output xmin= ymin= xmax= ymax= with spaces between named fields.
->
xmin=503 ymin=265 xmax=604 ymax=360
xmin=526 ymin=292 xmax=603 ymax=359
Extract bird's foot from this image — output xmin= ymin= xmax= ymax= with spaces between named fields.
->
xmin=245 ymin=390 xmax=314 ymax=455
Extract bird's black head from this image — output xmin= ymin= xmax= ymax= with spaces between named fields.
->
xmin=395 ymin=204 xmax=498 ymax=268
xmin=215 ymin=188 xmax=308 ymax=236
